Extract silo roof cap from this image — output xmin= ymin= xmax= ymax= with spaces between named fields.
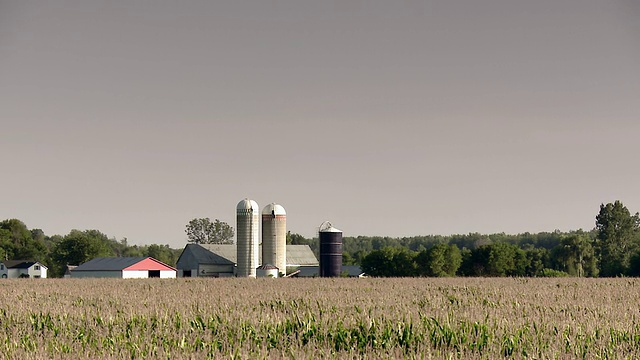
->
xmin=320 ymin=226 xmax=342 ymax=233
xmin=262 ymin=203 xmax=286 ymax=215
xmin=237 ymin=198 xmax=259 ymax=211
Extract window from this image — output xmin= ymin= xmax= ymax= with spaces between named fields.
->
xmin=0 ymin=264 xmax=4 ymax=270
xmin=34 ymin=265 xmax=40 ymax=270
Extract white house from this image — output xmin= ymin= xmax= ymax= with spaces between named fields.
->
xmin=0 ymin=260 xmax=48 ymax=278
xmin=71 ymin=257 xmax=176 ymax=278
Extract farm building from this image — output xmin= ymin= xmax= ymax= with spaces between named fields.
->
xmin=176 ymin=244 xmax=318 ymax=277
xmin=71 ymin=257 xmax=176 ymax=279
xmin=0 ymin=260 xmax=48 ymax=278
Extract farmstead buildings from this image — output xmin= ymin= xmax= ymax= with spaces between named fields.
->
xmin=71 ymin=257 xmax=177 ymax=278
xmin=176 ymin=244 xmax=318 ymax=277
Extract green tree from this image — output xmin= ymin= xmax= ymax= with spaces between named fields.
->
xmin=0 ymin=219 xmax=47 ymax=261
xmin=416 ymin=244 xmax=461 ymax=277
xmin=145 ymin=244 xmax=178 ymax=266
xmin=185 ymin=218 xmax=234 ymax=244
xmin=553 ymin=234 xmax=598 ymax=277
xmin=50 ymin=230 xmax=114 ymax=277
xmin=286 ymin=232 xmax=309 ymax=245
xmin=595 ymin=201 xmax=640 ymax=276
xmin=523 ymin=246 xmax=549 ymax=277
xmin=361 ymin=247 xmax=417 ymax=277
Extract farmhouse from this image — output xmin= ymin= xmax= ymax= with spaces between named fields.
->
xmin=176 ymin=244 xmax=318 ymax=277
xmin=0 ymin=260 xmax=48 ymax=278
xmin=71 ymin=257 xmax=176 ymax=279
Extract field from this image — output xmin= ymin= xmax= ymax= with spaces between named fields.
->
xmin=1 ymin=278 xmax=640 ymax=359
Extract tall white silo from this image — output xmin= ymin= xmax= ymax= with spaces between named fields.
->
xmin=236 ymin=198 xmax=260 ymax=278
xmin=262 ymin=203 xmax=287 ymax=275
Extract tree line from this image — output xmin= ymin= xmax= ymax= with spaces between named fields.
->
xmin=290 ymin=201 xmax=640 ymax=278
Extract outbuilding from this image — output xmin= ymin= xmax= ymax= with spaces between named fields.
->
xmin=71 ymin=257 xmax=176 ymax=279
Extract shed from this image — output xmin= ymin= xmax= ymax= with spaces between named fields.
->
xmin=71 ymin=257 xmax=176 ymax=279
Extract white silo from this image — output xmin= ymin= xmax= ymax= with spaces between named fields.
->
xmin=262 ymin=203 xmax=287 ymax=275
xmin=236 ymin=198 xmax=260 ymax=278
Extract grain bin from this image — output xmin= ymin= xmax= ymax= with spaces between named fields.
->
xmin=256 ymin=264 xmax=279 ymax=278
xmin=262 ymin=203 xmax=287 ymax=275
xmin=236 ymin=198 xmax=260 ymax=278
xmin=319 ymin=221 xmax=342 ymax=277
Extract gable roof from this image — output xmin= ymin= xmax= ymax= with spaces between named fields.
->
xmin=181 ymin=244 xmax=319 ymax=266
xmin=285 ymin=245 xmax=318 ymax=266
xmin=2 ymin=260 xmax=47 ymax=269
xmin=73 ymin=257 xmax=147 ymax=271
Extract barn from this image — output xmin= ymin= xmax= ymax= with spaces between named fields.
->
xmin=71 ymin=257 xmax=176 ymax=279
xmin=176 ymin=244 xmax=318 ymax=277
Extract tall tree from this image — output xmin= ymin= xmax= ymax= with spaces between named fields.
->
xmin=185 ymin=218 xmax=234 ymax=244
xmin=361 ymin=247 xmax=417 ymax=277
xmin=553 ymin=234 xmax=598 ymax=277
xmin=595 ymin=201 xmax=640 ymax=276
xmin=416 ymin=244 xmax=462 ymax=277
xmin=50 ymin=229 xmax=114 ymax=276
xmin=0 ymin=219 xmax=47 ymax=261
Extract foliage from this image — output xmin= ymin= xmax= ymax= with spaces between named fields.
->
xmin=0 ymin=219 xmax=47 ymax=261
xmin=415 ymin=244 xmax=461 ymax=277
xmin=50 ymin=230 xmax=115 ymax=277
xmin=595 ymin=201 xmax=640 ymax=276
xmin=185 ymin=218 xmax=234 ymax=244
xmin=361 ymin=247 xmax=417 ymax=277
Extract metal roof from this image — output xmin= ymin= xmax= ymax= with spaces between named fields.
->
xmin=285 ymin=245 xmax=319 ymax=266
xmin=72 ymin=257 xmax=147 ymax=271
xmin=191 ymin=244 xmax=318 ymax=266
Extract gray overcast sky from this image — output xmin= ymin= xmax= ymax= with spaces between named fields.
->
xmin=1 ymin=1 xmax=639 ymax=247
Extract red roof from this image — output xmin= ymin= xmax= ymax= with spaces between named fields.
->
xmin=123 ymin=257 xmax=176 ymax=271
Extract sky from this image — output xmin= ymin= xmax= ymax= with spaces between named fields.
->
xmin=1 ymin=0 xmax=639 ymax=248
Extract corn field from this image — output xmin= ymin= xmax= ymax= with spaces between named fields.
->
xmin=1 ymin=277 xmax=639 ymax=359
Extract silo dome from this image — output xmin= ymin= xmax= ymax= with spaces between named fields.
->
xmin=262 ymin=203 xmax=287 ymax=276
xmin=237 ymin=199 xmax=259 ymax=211
xmin=262 ymin=203 xmax=286 ymax=216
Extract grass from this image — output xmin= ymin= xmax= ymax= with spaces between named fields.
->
xmin=0 ymin=277 xmax=639 ymax=359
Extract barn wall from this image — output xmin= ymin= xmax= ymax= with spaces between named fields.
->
xmin=73 ymin=271 xmax=122 ymax=278
xmin=160 ymin=270 xmax=176 ymax=279
xmin=122 ymin=270 xmax=148 ymax=279
xmin=198 ymin=264 xmax=234 ymax=277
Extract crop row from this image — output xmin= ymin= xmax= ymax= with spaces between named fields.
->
xmin=0 ymin=278 xmax=639 ymax=358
